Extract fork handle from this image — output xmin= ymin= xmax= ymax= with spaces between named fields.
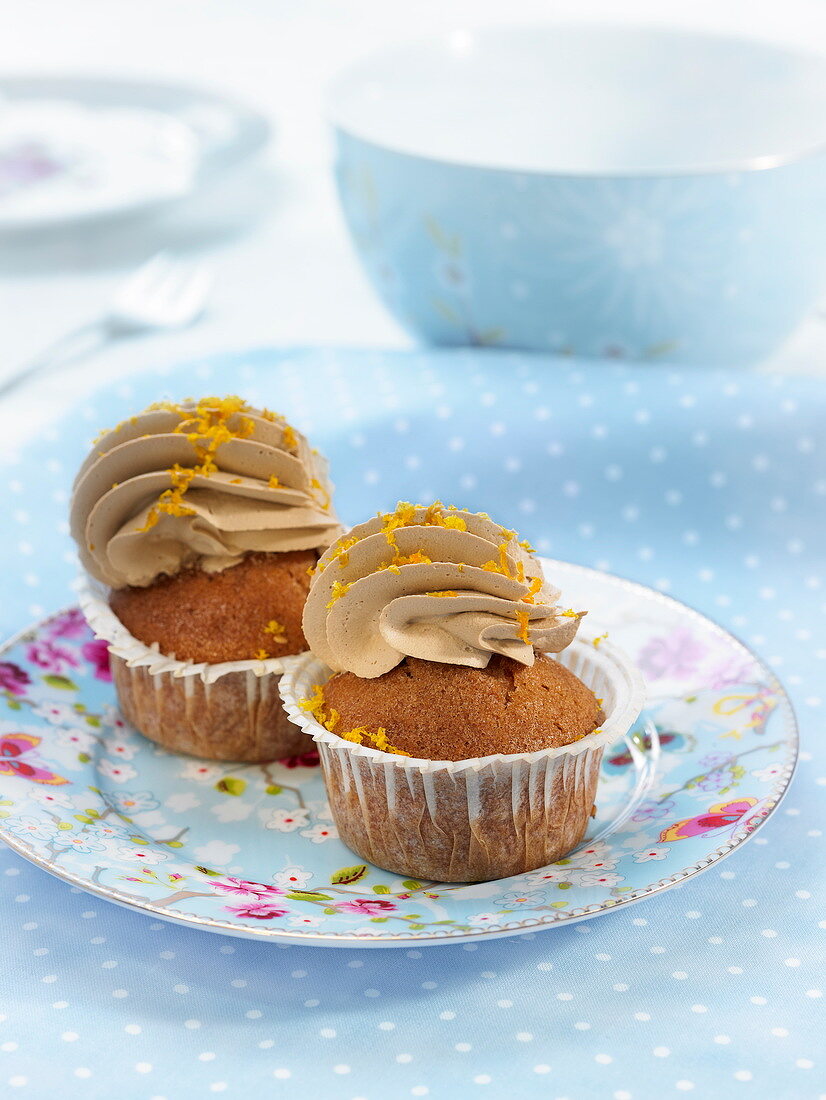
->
xmin=0 ymin=321 xmax=110 ymax=401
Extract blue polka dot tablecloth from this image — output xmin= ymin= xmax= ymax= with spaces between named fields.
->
xmin=0 ymin=347 xmax=823 ymax=1100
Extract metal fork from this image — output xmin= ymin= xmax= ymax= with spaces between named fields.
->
xmin=0 ymin=253 xmax=212 ymax=400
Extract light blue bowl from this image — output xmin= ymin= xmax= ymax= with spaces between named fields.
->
xmin=329 ymin=25 xmax=826 ymax=364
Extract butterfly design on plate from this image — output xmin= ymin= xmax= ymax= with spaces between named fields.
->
xmin=659 ymin=797 xmax=758 ymax=842
xmin=0 ymin=733 xmax=68 ymax=786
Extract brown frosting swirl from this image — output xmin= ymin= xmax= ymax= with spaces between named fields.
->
xmin=70 ymin=396 xmax=342 ymax=588
xmin=302 ymin=502 xmax=585 ymax=678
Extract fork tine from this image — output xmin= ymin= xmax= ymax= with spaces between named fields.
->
xmin=120 ymin=252 xmax=175 ymax=299
xmin=170 ymin=267 xmax=212 ymax=318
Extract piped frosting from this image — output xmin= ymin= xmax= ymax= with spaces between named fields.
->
xmin=71 ymin=396 xmax=342 ymax=588
xmin=302 ymin=502 xmax=585 ymax=678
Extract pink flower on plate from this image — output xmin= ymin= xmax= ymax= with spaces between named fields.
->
xmin=225 ymin=901 xmax=289 ymax=920
xmin=48 ymin=608 xmax=87 ymax=640
xmin=637 ymin=628 xmax=707 ymax=681
xmin=213 ymin=877 xmax=283 ymax=898
xmin=278 ymin=750 xmax=320 ymax=769
xmin=82 ymin=639 xmax=112 ymax=682
xmin=336 ymin=898 xmax=397 ymax=915
xmin=26 ymin=640 xmax=78 ymax=675
xmin=0 ymin=661 xmax=31 ymax=696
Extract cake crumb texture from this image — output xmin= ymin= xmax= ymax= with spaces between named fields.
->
xmin=110 ymin=550 xmax=315 ymax=663
xmin=322 ymin=652 xmax=603 ymax=761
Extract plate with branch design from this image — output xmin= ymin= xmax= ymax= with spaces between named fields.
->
xmin=0 ymin=561 xmax=796 ymax=946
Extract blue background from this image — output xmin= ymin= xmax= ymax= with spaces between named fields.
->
xmin=1 ymin=347 xmax=823 ymax=1099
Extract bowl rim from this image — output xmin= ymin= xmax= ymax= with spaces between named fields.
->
xmin=279 ymin=635 xmax=647 ymax=773
xmin=326 ymin=20 xmax=826 ymax=179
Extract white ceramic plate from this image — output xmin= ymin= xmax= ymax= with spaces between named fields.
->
xmin=0 ymin=75 xmax=269 ymax=230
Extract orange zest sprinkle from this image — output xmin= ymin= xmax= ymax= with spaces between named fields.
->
xmin=392 ymin=550 xmax=432 ymax=567
xmin=323 ymin=708 xmax=340 ymax=732
xmin=482 ymin=542 xmax=514 ymax=579
xmin=229 ymin=478 xmax=242 ymax=484
xmin=378 ymin=500 xmax=468 ymax=547
xmin=138 ymin=397 xmax=257 ymax=532
xmin=253 ymin=648 xmax=270 ymax=661
xmin=515 ymin=610 xmax=531 ymax=644
xmin=593 ymin=632 xmax=609 ymax=648
xmin=515 ymin=560 xmax=526 ymax=584
xmin=427 ymin=591 xmax=458 ymax=597
xmin=299 ymin=684 xmax=326 ymax=719
xmin=326 ymin=581 xmax=352 ymax=609
xmin=560 ymin=608 xmax=580 ymax=618
xmin=310 ymin=476 xmax=331 ymax=512
xmin=519 ymin=538 xmax=536 ymax=553
xmin=366 ymin=728 xmax=410 ymax=756
xmin=263 ymin=619 xmax=287 ymax=644
xmin=521 ymin=577 xmax=543 ymax=604
xmin=339 ymin=727 xmax=365 ymax=744
xmin=328 ymin=535 xmax=358 ymax=569
xmin=281 ymin=423 xmax=298 ymax=451
xmin=268 ymin=474 xmax=281 ymax=488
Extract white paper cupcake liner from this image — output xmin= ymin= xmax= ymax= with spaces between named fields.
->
xmin=77 ymin=574 xmax=309 ymax=762
xmin=279 ymin=639 xmax=645 ymax=880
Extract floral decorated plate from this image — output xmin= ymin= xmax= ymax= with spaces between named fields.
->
xmin=0 ymin=561 xmax=796 ymax=946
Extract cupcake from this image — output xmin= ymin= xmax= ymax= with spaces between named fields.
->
xmin=281 ymin=502 xmax=644 ymax=881
xmin=70 ymin=395 xmax=342 ymax=762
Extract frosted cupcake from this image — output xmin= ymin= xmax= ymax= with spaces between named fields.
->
xmin=280 ymin=502 xmax=644 ymax=881
xmin=71 ymin=395 xmax=342 ymax=761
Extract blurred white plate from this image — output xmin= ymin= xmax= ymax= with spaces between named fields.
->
xmin=0 ymin=75 xmax=270 ymax=231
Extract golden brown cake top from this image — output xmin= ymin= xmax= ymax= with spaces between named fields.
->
xmin=70 ymin=395 xmax=342 ymax=588
xmin=302 ymin=501 xmax=585 ymax=678
xmin=110 ymin=549 xmax=315 ymax=664
xmin=310 ymin=653 xmax=603 ymax=760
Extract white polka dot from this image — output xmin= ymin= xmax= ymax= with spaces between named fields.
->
xmin=198 ymin=1053 xmax=216 ymax=1062
xmin=556 ymin=993 xmax=573 ymax=1001
xmin=516 ymin=1033 xmax=533 ymax=1042
xmin=259 ymin=1041 xmax=274 ymax=1050
xmin=785 ymin=958 xmax=801 ymax=968
xmin=209 ymin=1084 xmax=227 ymax=1093
xmin=396 ymin=1054 xmax=413 ymax=1064
xmin=675 ymin=1082 xmax=694 ymax=1092
xmin=714 ymin=1035 xmax=731 ymax=1045
xmin=173 ymin=984 xmax=189 ymax=994
xmin=74 ymin=1069 xmax=92 ymax=1079
xmin=634 ymin=1013 xmax=651 ymax=1022
xmin=691 ymin=1005 xmax=708 ymax=1014
xmin=672 ymin=972 xmax=688 ymax=981
xmin=473 ymin=1076 xmax=491 ymax=1085
xmin=184 ymin=1020 xmax=201 ymax=1030
xmin=411 ymin=1088 xmax=429 ymax=1097
xmin=733 ymin=1071 xmax=752 ymax=1082
xmin=379 ymin=1022 xmax=396 ymax=1031
xmin=135 ymin=1063 xmax=152 ymax=1074
xmin=805 ymin=989 xmax=822 ymax=998
xmin=653 ymin=1047 xmax=670 ymax=1058
xmin=455 ymin=1044 xmax=472 ymax=1053
xmin=272 ymin=1069 xmax=291 ymax=1079
xmin=796 ymin=1059 xmax=814 ymax=1069
xmin=595 ymin=1054 xmax=612 ymax=1064
xmin=320 ymin=1028 xmax=336 ymax=1039
xmin=112 ymin=990 xmax=128 ymax=999
xmin=124 ymin=1025 xmax=141 ymax=1035
xmin=8 ymin=1077 xmax=27 ymax=1088
xmin=534 ymin=1065 xmax=551 ymax=1075
xmin=613 ymin=984 xmax=629 ymax=993
xmin=771 ymin=1028 xmax=788 ymax=1037
xmin=751 ymin=997 xmax=767 ymax=1005
xmin=440 ymin=1011 xmax=455 ymax=1020
xmin=1 ymin=1043 xmax=18 ymax=1052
